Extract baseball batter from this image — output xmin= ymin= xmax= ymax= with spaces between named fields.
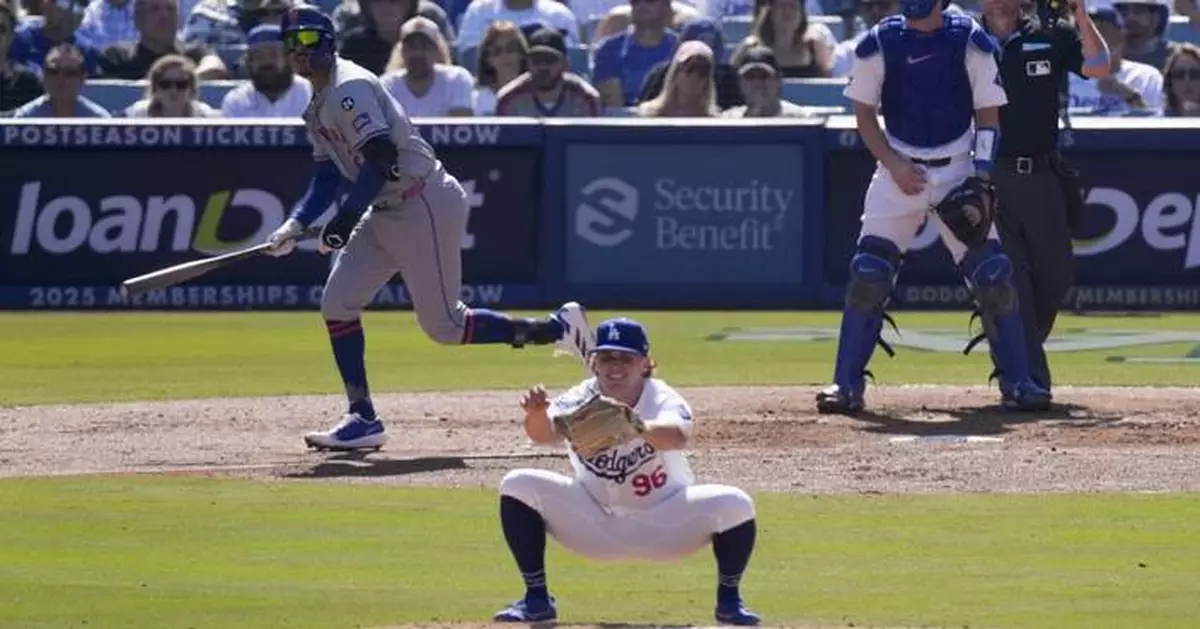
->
xmin=816 ymin=1 xmax=1053 ymax=414
xmin=493 ymin=317 xmax=761 ymax=626
xmin=264 ymin=4 xmax=592 ymax=452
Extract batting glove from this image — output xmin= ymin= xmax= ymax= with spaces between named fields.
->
xmin=265 ymin=218 xmax=304 ymax=257
xmin=319 ymin=209 xmax=363 ymax=252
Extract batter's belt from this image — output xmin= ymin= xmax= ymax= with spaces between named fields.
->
xmin=373 ymin=166 xmax=439 ymax=210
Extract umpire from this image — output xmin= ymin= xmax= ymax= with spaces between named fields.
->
xmin=977 ymin=0 xmax=1111 ymax=397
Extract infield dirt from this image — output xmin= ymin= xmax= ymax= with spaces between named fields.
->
xmin=3 ymin=384 xmax=1200 ymax=494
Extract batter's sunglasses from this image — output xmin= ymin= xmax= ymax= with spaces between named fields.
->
xmin=284 ymin=29 xmax=324 ymax=49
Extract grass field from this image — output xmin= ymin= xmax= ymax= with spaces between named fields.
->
xmin=5 ymin=310 xmax=1200 ymax=405
xmin=3 ymin=310 xmax=1199 ymax=629
xmin=2 ymin=477 xmax=1198 ymax=629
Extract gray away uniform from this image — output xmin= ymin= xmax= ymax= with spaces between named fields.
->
xmin=303 ymin=58 xmax=472 ymax=344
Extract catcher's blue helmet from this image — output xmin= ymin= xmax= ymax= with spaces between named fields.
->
xmin=280 ymin=4 xmax=337 ymax=72
xmin=900 ymin=0 xmax=949 ymax=18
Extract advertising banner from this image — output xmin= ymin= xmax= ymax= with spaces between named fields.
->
xmin=563 ymin=143 xmax=806 ymax=285
xmin=0 ymin=145 xmax=542 ymax=308
xmin=823 ymin=149 xmax=1200 ymax=307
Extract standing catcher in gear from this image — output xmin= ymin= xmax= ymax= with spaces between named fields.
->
xmin=979 ymin=0 xmax=1110 ymax=399
xmin=493 ymin=317 xmax=761 ymax=626
xmin=816 ymin=0 xmax=1053 ymax=414
xmin=263 ymin=4 xmax=593 ymax=452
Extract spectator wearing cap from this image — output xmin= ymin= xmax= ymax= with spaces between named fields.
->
xmin=592 ymin=0 xmax=677 ymax=107
xmin=635 ymin=39 xmax=719 ymax=116
xmin=473 ymin=20 xmax=528 ymax=115
xmin=11 ymin=42 xmax=109 ymax=116
xmin=76 ymin=0 xmax=137 ymax=50
xmin=99 ymin=0 xmax=228 ymax=79
xmin=1 ymin=1 xmax=45 ymax=112
xmin=1068 ymin=5 xmax=1164 ymax=116
xmin=219 ymin=23 xmax=311 ymax=116
xmin=456 ymin=0 xmax=579 ymax=50
xmin=495 ymin=26 xmax=600 ymax=116
xmin=731 ymin=0 xmax=836 ymax=78
xmin=1163 ymin=42 xmax=1200 ymax=115
xmin=637 ymin=17 xmax=742 ymax=110
xmin=182 ymin=0 xmax=292 ymax=49
xmin=381 ymin=16 xmax=474 ymax=116
xmin=336 ymin=0 xmax=455 ymax=76
xmin=9 ymin=0 xmax=104 ymax=75
xmin=1114 ymin=0 xmax=1176 ymax=70
xmin=829 ymin=0 xmax=898 ymax=78
xmin=721 ymin=44 xmax=815 ymax=117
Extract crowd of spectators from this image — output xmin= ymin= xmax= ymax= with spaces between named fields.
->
xmin=1 ymin=0 xmax=1198 ymax=118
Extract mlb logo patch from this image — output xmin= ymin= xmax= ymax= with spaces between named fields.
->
xmin=341 ymin=97 xmax=355 ymax=111
xmin=1026 ymin=59 xmax=1052 ymax=77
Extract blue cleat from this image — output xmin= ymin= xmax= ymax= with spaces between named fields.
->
xmin=493 ymin=595 xmax=557 ymax=623
xmin=715 ymin=598 xmax=762 ymax=626
xmin=1000 ymin=379 xmax=1053 ymax=412
xmin=816 ymin=383 xmax=865 ymax=415
xmin=303 ymin=412 xmax=388 ymax=451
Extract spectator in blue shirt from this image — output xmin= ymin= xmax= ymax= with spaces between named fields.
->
xmin=9 ymin=0 xmax=104 ymax=75
xmin=11 ymin=42 xmax=110 ymax=116
xmin=1 ymin=2 xmax=46 ymax=113
xmin=591 ymin=0 xmax=677 ymax=107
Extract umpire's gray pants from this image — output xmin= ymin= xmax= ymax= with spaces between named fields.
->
xmin=991 ymin=167 xmax=1076 ymax=389
xmin=320 ymin=167 xmax=470 ymax=345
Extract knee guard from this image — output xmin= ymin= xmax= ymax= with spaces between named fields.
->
xmin=833 ymin=236 xmax=901 ymax=391
xmin=961 ymin=241 xmax=1032 ymax=386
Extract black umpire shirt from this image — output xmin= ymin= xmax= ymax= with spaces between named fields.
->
xmin=984 ymin=15 xmax=1086 ymax=157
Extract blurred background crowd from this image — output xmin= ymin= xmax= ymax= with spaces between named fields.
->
xmin=1 ymin=0 xmax=1198 ymax=118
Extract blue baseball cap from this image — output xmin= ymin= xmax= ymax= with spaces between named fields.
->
xmin=247 ymin=24 xmax=283 ymax=47
xmin=593 ymin=317 xmax=650 ymax=356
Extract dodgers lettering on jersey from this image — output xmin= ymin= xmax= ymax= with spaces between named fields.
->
xmin=303 ymin=58 xmax=440 ymax=203
xmin=548 ymin=378 xmax=696 ymax=512
xmin=845 ymin=14 xmax=1007 ymax=159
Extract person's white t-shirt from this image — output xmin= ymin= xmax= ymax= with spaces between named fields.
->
xmin=456 ymin=0 xmax=581 ymax=49
xmin=380 ymin=64 xmax=475 ymax=117
xmin=1068 ymin=60 xmax=1164 ymax=116
xmin=220 ymin=76 xmax=313 ymax=118
xmin=473 ymin=86 xmax=498 ymax=115
xmin=548 ymin=377 xmax=696 ymax=513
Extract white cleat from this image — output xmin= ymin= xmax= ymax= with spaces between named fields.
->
xmin=553 ymin=301 xmax=595 ymax=366
xmin=303 ymin=412 xmax=389 ymax=451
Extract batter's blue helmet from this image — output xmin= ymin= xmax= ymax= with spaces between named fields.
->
xmin=280 ymin=4 xmax=337 ymax=72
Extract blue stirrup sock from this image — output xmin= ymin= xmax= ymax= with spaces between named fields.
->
xmin=326 ymin=318 xmax=375 ymax=420
xmin=500 ymin=495 xmax=549 ymax=601
xmin=713 ymin=519 xmax=756 ymax=603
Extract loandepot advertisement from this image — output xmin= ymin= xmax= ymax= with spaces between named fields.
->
xmin=564 ymin=143 xmax=806 ymax=285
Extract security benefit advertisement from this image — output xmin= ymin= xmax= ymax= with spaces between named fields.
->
xmin=0 ymin=147 xmax=541 ymax=309
xmin=824 ymin=150 xmax=1200 ymax=309
xmin=565 ymin=144 xmax=805 ymax=285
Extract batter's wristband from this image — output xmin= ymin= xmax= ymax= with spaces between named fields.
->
xmin=972 ymin=127 xmax=999 ymax=174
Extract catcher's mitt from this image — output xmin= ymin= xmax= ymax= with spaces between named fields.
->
xmin=553 ymin=393 xmax=646 ymax=458
xmin=934 ymin=175 xmax=997 ymax=249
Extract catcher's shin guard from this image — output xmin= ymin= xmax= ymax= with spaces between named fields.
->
xmin=830 ymin=236 xmax=901 ymax=397
xmin=961 ymin=241 xmax=1048 ymax=400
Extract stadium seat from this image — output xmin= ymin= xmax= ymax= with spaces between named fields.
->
xmin=1167 ymin=15 xmax=1200 ymax=46
xmin=780 ymin=77 xmax=849 ymax=107
xmin=81 ymin=79 xmax=242 ymax=113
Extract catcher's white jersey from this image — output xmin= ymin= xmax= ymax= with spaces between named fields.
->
xmin=302 ymin=58 xmax=439 ymax=206
xmin=547 ymin=377 xmax=696 ymax=513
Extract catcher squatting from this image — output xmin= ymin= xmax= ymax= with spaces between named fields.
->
xmin=816 ymin=0 xmax=1054 ymax=414
xmin=496 ymin=317 xmax=762 ymax=625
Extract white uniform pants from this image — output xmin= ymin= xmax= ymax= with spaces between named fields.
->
xmin=500 ymin=468 xmax=756 ymax=562
xmin=860 ymin=155 xmax=1000 ymax=262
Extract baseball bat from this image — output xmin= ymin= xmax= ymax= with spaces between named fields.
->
xmin=119 ymin=226 xmax=321 ymax=299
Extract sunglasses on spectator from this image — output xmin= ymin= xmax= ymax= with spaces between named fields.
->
xmin=741 ymin=69 xmax=773 ymax=80
xmin=45 ymin=66 xmax=83 ymax=77
xmin=1171 ymin=68 xmax=1200 ymax=80
xmin=681 ymin=62 xmax=711 ymax=76
xmin=156 ymin=78 xmax=191 ymax=90
xmin=488 ymin=41 xmax=523 ymax=56
xmin=284 ymin=29 xmax=324 ymax=49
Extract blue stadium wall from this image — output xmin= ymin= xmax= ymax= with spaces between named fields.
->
xmin=2 ymin=117 xmax=1199 ymax=312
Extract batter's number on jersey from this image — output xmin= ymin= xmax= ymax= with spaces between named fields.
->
xmin=631 ymin=465 xmax=667 ymax=496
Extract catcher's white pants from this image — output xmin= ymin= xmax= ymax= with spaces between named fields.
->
xmin=500 ymin=468 xmax=755 ymax=562
xmin=860 ymin=153 xmax=1000 ymax=263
